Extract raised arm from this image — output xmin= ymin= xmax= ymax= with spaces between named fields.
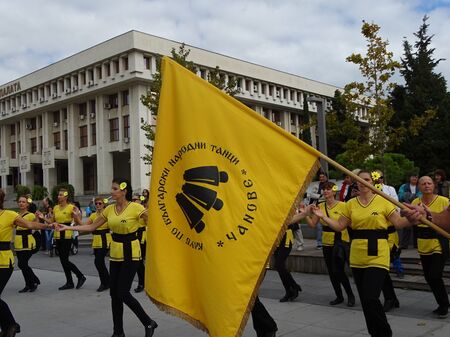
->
xmin=311 ymin=205 xmax=349 ymax=232
xmin=15 ymin=216 xmax=49 ymax=231
xmin=388 ymin=210 xmax=412 ymax=229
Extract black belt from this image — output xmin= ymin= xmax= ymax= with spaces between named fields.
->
xmin=17 ymin=230 xmax=32 ymax=248
xmin=417 ymin=226 xmax=450 ymax=259
xmin=387 ymin=226 xmax=396 ymax=234
xmin=93 ymin=229 xmax=110 ymax=249
xmin=0 ymin=241 xmax=11 ymax=251
xmin=322 ymin=226 xmax=342 ymax=243
xmin=57 ymin=223 xmax=72 ymax=240
xmin=416 ymin=226 xmax=438 ymax=239
xmin=352 ymin=229 xmax=388 ymax=256
xmin=112 ymin=232 xmax=138 ymax=262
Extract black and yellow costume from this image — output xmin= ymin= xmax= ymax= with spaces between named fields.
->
xmin=342 ymin=195 xmax=396 ymax=337
xmin=101 ymin=202 xmax=156 ymax=335
xmin=274 ymin=224 xmax=302 ymax=302
xmin=90 ymin=212 xmax=111 ymax=289
xmin=54 ymin=204 xmax=85 ymax=288
xmin=381 ymin=222 xmax=400 ymax=310
xmin=412 ymin=196 xmax=449 ymax=314
xmin=0 ymin=210 xmax=20 ymax=333
xmin=15 ymin=212 xmax=40 ymax=291
xmin=318 ymin=201 xmax=354 ymax=305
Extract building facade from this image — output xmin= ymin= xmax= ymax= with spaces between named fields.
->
xmin=0 ymin=30 xmax=362 ymax=197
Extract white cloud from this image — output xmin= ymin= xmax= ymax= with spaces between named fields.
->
xmin=0 ymin=0 xmax=449 ymax=88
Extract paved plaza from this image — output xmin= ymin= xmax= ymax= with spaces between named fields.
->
xmin=2 ymin=243 xmax=450 ymax=337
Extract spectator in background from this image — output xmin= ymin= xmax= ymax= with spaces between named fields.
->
xmin=398 ymin=173 xmax=421 ymax=249
xmin=434 ymin=169 xmax=449 ymax=197
xmin=40 ymin=197 xmax=54 ymax=254
xmin=339 ymin=174 xmax=353 ymax=202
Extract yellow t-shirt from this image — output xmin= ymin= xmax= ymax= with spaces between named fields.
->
xmin=14 ymin=212 xmax=36 ymax=251
xmin=319 ymin=201 xmax=350 ymax=246
xmin=89 ymin=212 xmax=111 ymax=249
xmin=0 ymin=210 xmax=19 ymax=268
xmin=101 ymin=202 xmax=145 ymax=262
xmin=341 ymin=195 xmax=396 ymax=270
xmin=412 ymin=195 xmax=449 ymax=255
xmin=53 ymin=204 xmax=75 ymax=240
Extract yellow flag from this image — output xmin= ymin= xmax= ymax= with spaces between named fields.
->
xmin=147 ymin=57 xmax=320 ymax=337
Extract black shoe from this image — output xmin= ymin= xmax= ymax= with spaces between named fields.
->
xmin=29 ymin=283 xmax=39 ymax=292
xmin=18 ymin=286 xmax=30 ymax=293
xmin=4 ymin=323 xmax=20 ymax=337
xmin=58 ymin=283 xmax=74 ymax=290
xmin=97 ymin=284 xmax=110 ymax=292
xmin=433 ymin=307 xmax=448 ymax=318
xmin=347 ymin=295 xmax=355 ymax=307
xmin=383 ymin=298 xmax=400 ymax=312
xmin=279 ymin=294 xmax=290 ymax=303
xmin=329 ymin=297 xmax=344 ymax=305
xmin=76 ymin=276 xmax=86 ymax=289
xmin=111 ymin=333 xmax=125 ymax=337
xmin=145 ymin=320 xmax=158 ymax=337
xmin=257 ymin=331 xmax=277 ymax=337
xmin=134 ymin=284 xmax=144 ymax=293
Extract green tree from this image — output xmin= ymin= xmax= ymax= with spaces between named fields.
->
xmin=390 ymin=16 xmax=447 ymax=174
xmin=140 ymin=44 xmax=238 ymax=169
xmin=343 ymin=21 xmax=401 ymax=173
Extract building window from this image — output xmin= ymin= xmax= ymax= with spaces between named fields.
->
xmin=123 ymin=115 xmax=130 ymax=139
xmin=109 ymin=118 xmax=119 ymax=141
xmin=10 ymin=143 xmax=16 ymax=159
xmin=39 ymin=136 xmax=43 ymax=151
xmin=54 ymin=132 xmax=61 ymax=150
xmin=122 ymin=57 xmax=129 ymax=71
xmin=105 ymin=63 xmax=111 ymax=77
xmin=79 ymin=126 xmax=88 ymax=148
xmin=38 ymin=116 xmax=42 ymax=128
xmin=122 ymin=90 xmax=129 ymax=106
xmin=53 ymin=111 xmax=60 ymax=125
xmin=89 ymin=100 xmax=96 ymax=114
xmin=64 ymin=130 xmax=68 ymax=151
xmin=79 ymin=102 xmax=87 ymax=117
xmin=10 ymin=125 xmax=15 ymax=136
xmin=108 ymin=94 xmax=118 ymax=108
xmin=63 ymin=108 xmax=68 ymax=121
xmin=96 ymin=66 xmax=102 ymax=80
xmin=144 ymin=56 xmax=151 ymax=70
xmin=113 ymin=60 xmax=119 ymax=74
xmin=91 ymin=123 xmax=96 ymax=146
xmin=29 ymin=117 xmax=37 ymax=130
xmin=31 ymin=137 xmax=37 ymax=153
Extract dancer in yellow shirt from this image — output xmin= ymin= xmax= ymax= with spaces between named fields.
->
xmin=58 ymin=178 xmax=157 ymax=337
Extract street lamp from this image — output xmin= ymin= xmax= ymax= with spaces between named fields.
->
xmin=306 ymin=95 xmax=328 ymax=174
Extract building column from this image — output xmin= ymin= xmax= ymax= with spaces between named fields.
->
xmin=42 ymin=111 xmax=57 ymax=191
xmin=96 ymin=95 xmax=114 ymax=194
xmin=129 ymin=84 xmax=151 ymax=192
xmin=67 ymin=104 xmax=84 ymax=195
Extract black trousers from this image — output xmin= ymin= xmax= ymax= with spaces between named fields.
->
xmin=352 ymin=267 xmax=392 ymax=337
xmin=16 ymin=250 xmax=40 ymax=287
xmin=56 ymin=239 xmax=83 ymax=284
xmin=110 ymin=260 xmax=153 ymax=334
xmin=323 ymin=246 xmax=353 ymax=299
xmin=94 ymin=248 xmax=110 ymax=286
xmin=136 ymin=242 xmax=146 ymax=287
xmin=420 ymin=254 xmax=449 ymax=309
xmin=274 ymin=240 xmax=298 ymax=295
xmin=251 ymin=296 xmax=277 ymax=336
xmin=0 ymin=267 xmax=15 ymax=331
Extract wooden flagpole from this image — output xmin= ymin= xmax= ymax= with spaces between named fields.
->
xmin=318 ymin=153 xmax=450 ymax=239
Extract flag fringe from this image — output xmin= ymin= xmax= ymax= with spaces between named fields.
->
xmin=234 ymin=158 xmax=321 ymax=337
xmin=148 ymin=295 xmax=210 ymax=334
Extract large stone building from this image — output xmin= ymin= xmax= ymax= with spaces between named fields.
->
xmin=0 ymin=30 xmax=361 ymax=197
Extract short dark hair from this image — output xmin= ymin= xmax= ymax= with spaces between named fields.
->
xmin=435 ymin=169 xmax=447 ymax=181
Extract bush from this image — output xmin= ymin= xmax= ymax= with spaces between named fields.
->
xmin=32 ymin=185 xmax=48 ymax=201
xmin=15 ymin=185 xmax=31 ymax=201
xmin=51 ymin=183 xmax=75 ymax=204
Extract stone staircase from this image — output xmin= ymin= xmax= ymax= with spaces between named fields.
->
xmin=283 ymin=239 xmax=450 ymax=293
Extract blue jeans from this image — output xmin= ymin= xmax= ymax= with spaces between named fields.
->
xmin=45 ymin=229 xmax=54 ymax=250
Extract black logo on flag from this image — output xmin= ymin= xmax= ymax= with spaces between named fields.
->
xmin=176 ymin=166 xmax=228 ymax=233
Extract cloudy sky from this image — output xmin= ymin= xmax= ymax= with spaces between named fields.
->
xmin=1 ymin=0 xmax=449 ymax=88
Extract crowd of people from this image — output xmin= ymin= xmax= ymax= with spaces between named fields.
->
xmin=0 ymin=168 xmax=449 ymax=337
